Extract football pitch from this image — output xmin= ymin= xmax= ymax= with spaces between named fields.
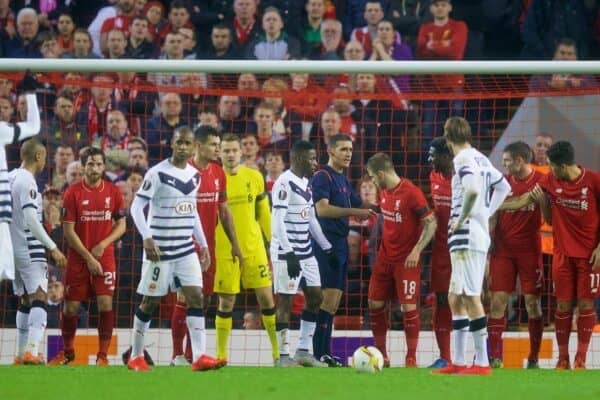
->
xmin=1 ymin=366 xmax=599 ymax=400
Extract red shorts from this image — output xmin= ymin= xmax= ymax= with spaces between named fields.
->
xmin=368 ymin=257 xmax=420 ymax=304
xmin=490 ymin=254 xmax=542 ymax=295
xmin=430 ymin=260 xmax=451 ymax=293
xmin=552 ymin=253 xmax=599 ymax=301
xmin=65 ymin=261 xmax=116 ymax=301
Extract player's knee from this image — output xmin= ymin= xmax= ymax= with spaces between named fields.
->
xmin=490 ymin=292 xmax=508 ymax=316
xmin=400 ymin=303 xmax=416 ymax=313
xmin=577 ymin=299 xmax=594 ymax=310
xmin=97 ymin=296 xmax=113 ymax=312
xmin=140 ymin=296 xmax=160 ymax=314
xmin=218 ymin=294 xmax=235 ymax=312
xmin=63 ymin=301 xmax=80 ymax=316
xmin=368 ymin=300 xmax=385 ymax=310
xmin=556 ymin=300 xmax=575 ymax=313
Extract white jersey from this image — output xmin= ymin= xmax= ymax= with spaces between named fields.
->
xmin=449 ymin=147 xmax=504 ymax=253
xmin=136 ymin=159 xmax=201 ymax=261
xmin=0 ymin=123 xmax=18 ymax=224
xmin=8 ymin=168 xmax=46 ymax=264
xmin=270 ymin=169 xmax=330 ymax=260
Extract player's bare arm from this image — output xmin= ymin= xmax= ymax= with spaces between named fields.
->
xmin=63 ymin=221 xmax=103 ymax=276
xmin=142 ymin=238 xmax=161 ymax=262
xmin=218 ymin=201 xmax=243 ymax=265
xmin=315 ymin=198 xmax=376 ymax=220
xmin=590 ymin=243 xmax=600 ymax=270
xmin=498 ymin=191 xmax=533 ymax=211
xmin=530 ymin=184 xmax=551 ymax=225
xmin=91 ymin=217 xmax=126 ymax=259
xmin=405 ymin=212 xmax=437 ymax=268
xmin=50 ymin=248 xmax=67 ymax=269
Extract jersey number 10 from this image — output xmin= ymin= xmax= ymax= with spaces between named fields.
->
xmin=481 ymin=171 xmax=492 ymax=208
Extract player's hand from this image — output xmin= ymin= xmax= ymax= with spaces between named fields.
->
xmin=590 ymin=246 xmax=600 ymax=270
xmin=143 ymin=238 xmax=161 ymax=262
xmin=450 ymin=219 xmax=461 ymax=234
xmin=91 ymin=242 xmax=106 ymax=259
xmin=50 ymin=248 xmax=67 ymax=269
xmin=231 ymin=244 xmax=244 ymax=267
xmin=530 ymin=184 xmax=545 ymax=203
xmin=284 ymin=252 xmax=301 ymax=279
xmin=404 ymin=247 xmax=420 ymax=268
xmin=354 ymin=208 xmax=376 ymax=221
xmin=199 ymin=247 xmax=211 ymax=272
xmin=324 ymin=249 xmax=339 ymax=270
xmin=86 ymin=256 xmax=103 ymax=276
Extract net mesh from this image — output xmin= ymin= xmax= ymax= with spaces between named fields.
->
xmin=0 ymin=69 xmax=599 ymax=366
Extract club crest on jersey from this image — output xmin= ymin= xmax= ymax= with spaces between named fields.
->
xmin=142 ymin=180 xmax=151 ymax=191
xmin=395 ymin=199 xmax=401 ymax=210
xmin=29 ymin=189 xmax=36 ymax=200
xmin=175 ymin=201 xmax=194 ymax=215
xmin=581 ymin=187 xmax=588 ymax=199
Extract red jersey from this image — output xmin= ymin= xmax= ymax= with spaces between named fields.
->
xmin=539 ymin=167 xmax=600 ymax=258
xmin=62 ymin=179 xmax=125 ymax=265
xmin=100 ymin=15 xmax=132 ymax=35
xmin=378 ymin=179 xmax=432 ymax=262
xmin=190 ymin=160 xmax=227 ymax=250
xmin=416 ymin=19 xmax=467 ymax=89
xmin=494 ymin=170 xmax=543 ymax=256
xmin=429 ymin=171 xmax=452 ymax=266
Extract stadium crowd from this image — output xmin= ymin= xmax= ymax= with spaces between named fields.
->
xmin=0 ymin=0 xmax=599 ymax=367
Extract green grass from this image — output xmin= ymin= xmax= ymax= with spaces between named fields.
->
xmin=1 ymin=366 xmax=600 ymax=400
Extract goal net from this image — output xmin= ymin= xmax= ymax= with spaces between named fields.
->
xmin=0 ymin=60 xmax=598 ymax=367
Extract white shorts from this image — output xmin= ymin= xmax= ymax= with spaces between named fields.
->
xmin=449 ymin=250 xmax=487 ymax=296
xmin=272 ymin=253 xmax=321 ymax=295
xmin=13 ymin=260 xmax=48 ymax=296
xmin=0 ymin=223 xmax=15 ymax=281
xmin=137 ymin=253 xmax=203 ymax=296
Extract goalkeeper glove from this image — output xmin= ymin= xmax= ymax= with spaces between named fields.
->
xmin=324 ymin=249 xmax=339 ymax=270
xmin=19 ymin=70 xmax=40 ymax=93
xmin=284 ymin=252 xmax=301 ymax=279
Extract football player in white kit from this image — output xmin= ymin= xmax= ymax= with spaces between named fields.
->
xmin=9 ymin=138 xmax=67 ymax=364
xmin=271 ymin=140 xmax=336 ymax=367
xmin=0 ymin=77 xmax=41 ymax=281
xmin=434 ymin=117 xmax=511 ymax=375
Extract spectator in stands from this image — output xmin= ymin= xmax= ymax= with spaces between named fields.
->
xmin=56 ymin=13 xmax=76 ymax=55
xmin=351 ymin=1 xmax=400 ymax=54
xmin=288 ymin=72 xmax=328 ymax=124
xmin=264 ymin=150 xmax=285 ymax=196
xmin=237 ymin=72 xmax=260 ymax=118
xmin=533 ymin=132 xmax=553 ymax=168
xmin=387 ymin=0 xmax=427 ymax=50
xmin=144 ymin=92 xmax=188 ymax=161
xmin=251 ymin=102 xmax=289 ymax=152
xmin=60 ymin=73 xmax=90 ymax=113
xmin=114 ymin=72 xmax=157 ymax=136
xmin=44 ymin=144 xmax=73 ymax=190
xmin=243 ymin=310 xmax=262 ymax=330
xmin=196 ymin=106 xmax=220 ymax=130
xmin=331 ymin=84 xmax=377 ymax=145
xmin=249 ymin=6 xmax=301 ymax=60
xmin=128 ymin=148 xmax=148 ymax=170
xmin=314 ymin=18 xmax=345 ymax=60
xmin=416 ymin=0 xmax=467 ymax=155
xmin=123 ymin=166 xmax=145 ymax=192
xmin=529 ymin=39 xmax=596 ymax=91
xmin=0 ymin=95 xmax=13 ymax=122
xmin=61 ymin=28 xmax=101 ymax=59
xmin=65 ymin=160 xmax=83 ymax=188
xmin=521 ymin=0 xmax=596 ymax=60
xmin=125 ymin=16 xmax=158 ymax=59
xmin=42 ymin=92 xmax=88 ymax=156
xmin=127 ymin=136 xmax=147 ymax=152
xmin=369 ymin=19 xmax=412 ymax=94
xmin=179 ymin=26 xmax=197 ymax=57
xmin=156 ymin=0 xmax=194 ymax=45
xmin=200 ymin=23 xmax=240 ymax=59
xmin=241 ymin=132 xmax=263 ymax=171
xmin=76 ymin=74 xmax=116 ymax=141
xmin=95 ymin=109 xmax=133 ymax=152
xmin=179 ymin=72 xmax=208 ymax=120
xmin=299 ymin=0 xmax=327 ymax=58
xmin=261 ymin=0 xmax=309 ymax=31
xmin=88 ymin=1 xmax=118 ymax=57
xmin=0 ymin=0 xmax=16 ymax=41
xmin=225 ymin=0 xmax=261 ymax=56
xmin=100 ymin=0 xmax=136 ymax=56
xmin=116 ymin=180 xmax=134 ymax=210
xmin=148 ymin=31 xmax=194 ymax=91
xmin=0 ymin=75 xmax=14 ymax=102
xmin=218 ymin=95 xmax=249 ymax=134
xmin=261 ymin=77 xmax=304 ymax=143
xmin=106 ymin=28 xmax=128 ymax=59
xmin=3 ymin=7 xmax=41 ymax=58
xmin=144 ymin=0 xmax=166 ymax=38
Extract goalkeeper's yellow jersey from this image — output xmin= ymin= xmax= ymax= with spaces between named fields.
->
xmin=215 ymin=166 xmax=271 ymax=260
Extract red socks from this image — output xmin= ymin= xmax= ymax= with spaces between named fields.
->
xmin=171 ymin=301 xmax=188 ymax=358
xmin=369 ymin=307 xmax=388 ymax=358
xmin=98 ymin=310 xmax=114 ymax=356
xmin=527 ymin=317 xmax=543 ymax=361
xmin=61 ymin=315 xmax=78 ymax=355
xmin=433 ymin=304 xmax=452 ymax=361
xmin=576 ymin=309 xmax=596 ymax=360
xmin=554 ymin=310 xmax=573 ymax=359
xmin=403 ymin=309 xmax=420 ymax=359
xmin=487 ymin=317 xmax=506 ymax=360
